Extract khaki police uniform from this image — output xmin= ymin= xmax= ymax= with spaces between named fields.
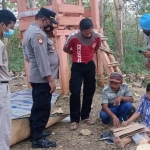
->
xmin=0 ymin=40 xmax=11 ymax=150
xmin=24 ymin=22 xmax=59 ymax=140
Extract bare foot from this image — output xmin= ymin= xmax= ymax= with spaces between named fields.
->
xmin=114 ymin=137 xmax=124 ymax=148
xmin=82 ymin=118 xmax=95 ymax=125
xmin=70 ymin=122 xmax=78 ymax=130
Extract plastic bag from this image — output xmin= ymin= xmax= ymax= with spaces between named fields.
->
xmin=132 ymin=132 xmax=150 ymax=145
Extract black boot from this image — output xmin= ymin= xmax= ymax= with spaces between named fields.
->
xmin=30 ymin=131 xmax=52 ymax=142
xmin=32 ymin=137 xmax=56 ymax=148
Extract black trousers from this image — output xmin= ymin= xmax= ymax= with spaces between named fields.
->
xmin=69 ymin=60 xmax=96 ymax=123
xmin=29 ymin=83 xmax=52 ymax=139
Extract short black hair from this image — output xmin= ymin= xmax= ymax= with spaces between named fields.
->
xmin=79 ymin=18 xmax=93 ymax=31
xmin=0 ymin=9 xmax=16 ymax=26
xmin=146 ymin=83 xmax=150 ymax=92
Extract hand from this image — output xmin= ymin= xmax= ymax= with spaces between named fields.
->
xmin=114 ymin=96 xmax=122 ymax=106
xmin=143 ymin=51 xmax=150 ymax=58
xmin=112 ymin=115 xmax=120 ymax=128
xmin=121 ymin=121 xmax=128 ymax=127
xmin=146 ymin=130 xmax=150 ymax=138
xmin=49 ymin=80 xmax=56 ymax=93
xmin=145 ymin=61 xmax=150 ymax=70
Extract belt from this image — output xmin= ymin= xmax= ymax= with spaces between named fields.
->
xmin=73 ymin=60 xmax=93 ymax=64
xmin=0 ymin=81 xmax=9 ymax=84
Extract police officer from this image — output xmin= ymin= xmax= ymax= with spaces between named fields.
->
xmin=24 ymin=7 xmax=59 ymax=148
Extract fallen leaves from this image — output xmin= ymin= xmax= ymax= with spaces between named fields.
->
xmin=133 ymin=92 xmax=141 ymax=98
xmin=80 ymin=129 xmax=93 ymax=136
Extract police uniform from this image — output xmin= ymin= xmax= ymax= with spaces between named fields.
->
xmin=24 ymin=8 xmax=59 ymax=148
xmin=0 ymin=40 xmax=11 ymax=150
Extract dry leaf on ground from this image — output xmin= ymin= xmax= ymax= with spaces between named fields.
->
xmin=133 ymin=93 xmax=141 ymax=97
xmin=80 ymin=129 xmax=92 ymax=136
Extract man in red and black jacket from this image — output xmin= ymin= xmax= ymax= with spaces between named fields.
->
xmin=63 ymin=18 xmax=101 ymax=130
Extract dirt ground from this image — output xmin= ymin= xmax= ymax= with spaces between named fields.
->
xmin=10 ymin=76 xmax=146 ymax=150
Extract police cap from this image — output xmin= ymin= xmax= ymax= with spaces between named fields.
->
xmin=37 ymin=7 xmax=58 ymax=24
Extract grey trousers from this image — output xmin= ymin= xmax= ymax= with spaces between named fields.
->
xmin=0 ymin=84 xmax=11 ymax=150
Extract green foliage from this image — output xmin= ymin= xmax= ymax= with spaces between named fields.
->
xmin=120 ymin=45 xmax=147 ymax=74
xmin=8 ymin=29 xmax=24 ymax=71
xmin=4 ymin=0 xmax=150 ymax=75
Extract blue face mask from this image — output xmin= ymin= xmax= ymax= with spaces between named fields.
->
xmin=3 ymin=29 xmax=14 ymax=38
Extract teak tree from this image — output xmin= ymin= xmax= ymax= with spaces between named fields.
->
xmin=113 ymin=0 xmax=123 ymax=62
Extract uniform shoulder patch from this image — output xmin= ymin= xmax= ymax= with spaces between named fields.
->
xmin=37 ymin=34 xmax=43 ymax=44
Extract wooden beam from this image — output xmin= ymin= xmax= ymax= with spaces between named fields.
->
xmin=19 ymin=21 xmax=32 ymax=31
xmin=18 ymin=6 xmax=53 ymax=18
xmin=101 ymin=36 xmax=108 ymax=40
xmin=90 ymin=0 xmax=100 ymax=28
xmin=83 ymin=10 xmax=91 ymax=17
xmin=58 ymin=4 xmax=84 ymax=14
xmin=54 ymin=30 xmax=77 ymax=36
xmin=99 ymin=50 xmax=114 ymax=75
xmin=17 ymin=0 xmax=26 ymax=12
xmin=96 ymin=51 xmax=104 ymax=87
xmin=10 ymin=0 xmax=17 ymax=3
xmin=78 ymin=0 xmax=82 ymax=6
xmin=57 ymin=16 xmax=83 ymax=26
xmin=100 ymin=47 xmax=114 ymax=54
xmin=55 ymin=35 xmax=70 ymax=94
xmin=101 ymin=40 xmax=121 ymax=73
xmin=54 ymin=29 xmax=102 ymax=36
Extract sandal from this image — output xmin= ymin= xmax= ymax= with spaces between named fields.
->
xmin=99 ymin=131 xmax=113 ymax=141
xmin=70 ymin=122 xmax=78 ymax=130
xmin=83 ymin=118 xmax=95 ymax=125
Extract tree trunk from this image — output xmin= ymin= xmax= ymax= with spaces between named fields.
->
xmin=47 ymin=0 xmax=52 ymax=5
xmin=2 ymin=0 xmax=6 ymax=9
xmin=32 ymin=0 xmax=36 ymax=8
xmin=113 ymin=0 xmax=123 ymax=63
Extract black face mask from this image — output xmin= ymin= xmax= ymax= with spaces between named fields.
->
xmin=44 ymin=25 xmax=54 ymax=33
xmin=82 ymin=33 xmax=92 ymax=39
xmin=143 ymin=31 xmax=150 ymax=36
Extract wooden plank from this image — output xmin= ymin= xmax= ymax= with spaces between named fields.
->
xmin=91 ymin=0 xmax=100 ymax=28
xmin=58 ymin=4 xmax=84 ymax=14
xmin=10 ymin=0 xmax=17 ymax=3
xmin=17 ymin=0 xmax=26 ymax=12
xmin=83 ymin=10 xmax=91 ymax=17
xmin=114 ymin=125 xmax=145 ymax=137
xmin=111 ymin=123 xmax=141 ymax=133
xmin=54 ymin=30 xmax=77 ymax=36
xmin=101 ymin=36 xmax=108 ymax=40
xmin=57 ymin=16 xmax=83 ymax=26
xmin=99 ymin=50 xmax=114 ymax=75
xmin=102 ymin=40 xmax=121 ymax=73
xmin=19 ymin=21 xmax=31 ymax=31
xmin=96 ymin=51 xmax=104 ymax=87
xmin=78 ymin=0 xmax=82 ymax=6
xmin=108 ymin=64 xmax=119 ymax=67
xmin=19 ymin=6 xmax=53 ymax=18
xmin=55 ymin=35 xmax=70 ymax=94
xmin=54 ymin=29 xmax=102 ymax=36
xmin=100 ymin=47 xmax=114 ymax=54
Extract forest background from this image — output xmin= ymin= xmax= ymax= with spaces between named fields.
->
xmin=0 ymin=0 xmax=149 ymax=74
